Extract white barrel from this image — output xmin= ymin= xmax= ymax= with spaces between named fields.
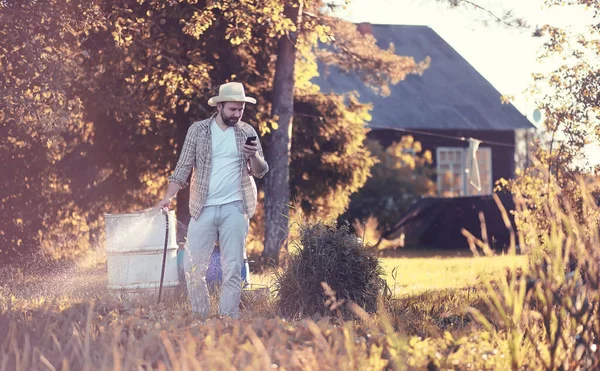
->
xmin=104 ymin=209 xmax=179 ymax=294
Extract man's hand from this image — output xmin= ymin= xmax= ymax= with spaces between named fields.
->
xmin=157 ymin=198 xmax=171 ymax=210
xmin=245 ymin=142 xmax=267 ymax=177
xmin=157 ymin=183 xmax=181 ymax=211
xmin=242 ymin=143 xmax=258 ymax=159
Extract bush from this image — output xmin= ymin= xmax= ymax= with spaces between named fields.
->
xmin=500 ymin=154 xmax=600 ymax=252
xmin=340 ymin=137 xmax=436 ymax=236
xmin=273 ymin=222 xmax=387 ymax=320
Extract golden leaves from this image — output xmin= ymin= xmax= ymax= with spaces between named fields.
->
xmin=182 ymin=9 xmax=216 ymax=39
xmin=225 ymin=26 xmax=253 ymax=46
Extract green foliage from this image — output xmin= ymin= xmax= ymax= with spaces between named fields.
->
xmin=493 ymin=0 xmax=600 ymax=254
xmin=290 ymin=94 xmax=377 ymax=222
xmin=486 ymin=4 xmax=600 ymax=362
xmin=273 ymin=222 xmax=387 ymax=319
xmin=405 ymin=331 xmax=511 ymax=370
xmin=340 ymin=137 xmax=436 ymax=234
xmin=500 ymin=156 xmax=600 ymax=253
xmin=529 ymin=4 xmax=600 ymax=173
xmin=0 ymin=0 xmax=109 ymax=261
xmin=1 ymin=0 xmax=429 ymax=261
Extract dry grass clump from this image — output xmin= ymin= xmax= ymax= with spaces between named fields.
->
xmin=273 ymin=222 xmax=387 ymax=320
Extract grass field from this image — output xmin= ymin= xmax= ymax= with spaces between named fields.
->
xmin=252 ymin=253 xmax=527 ymax=297
xmin=379 ymin=254 xmax=526 ymax=296
xmin=3 ymin=176 xmax=597 ymax=370
xmin=0 ymin=250 xmax=529 ymax=370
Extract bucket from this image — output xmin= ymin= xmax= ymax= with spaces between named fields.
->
xmin=205 ymin=247 xmax=250 ymax=288
xmin=105 ymin=209 xmax=179 ymax=294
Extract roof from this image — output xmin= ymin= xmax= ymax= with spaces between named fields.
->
xmin=312 ymin=24 xmax=535 ymax=131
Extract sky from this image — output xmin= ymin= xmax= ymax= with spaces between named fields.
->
xmin=333 ymin=0 xmax=600 ymax=168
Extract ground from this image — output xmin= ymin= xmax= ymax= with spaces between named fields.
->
xmin=0 ymin=248 xmax=526 ymax=370
xmin=4 ymin=247 xmax=525 ymax=302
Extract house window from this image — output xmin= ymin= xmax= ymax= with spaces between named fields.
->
xmin=436 ymin=147 xmax=492 ymax=197
xmin=437 ymin=147 xmax=464 ymax=197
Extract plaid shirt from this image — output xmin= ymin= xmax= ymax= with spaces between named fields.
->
xmin=168 ymin=115 xmax=269 ymax=219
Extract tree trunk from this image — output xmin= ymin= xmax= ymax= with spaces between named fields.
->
xmin=263 ymin=1 xmax=303 ymax=265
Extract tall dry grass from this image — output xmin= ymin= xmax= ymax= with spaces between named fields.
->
xmin=2 ymin=179 xmax=598 ymax=370
xmin=0 ymin=287 xmax=514 ymax=371
xmin=461 ymin=183 xmax=599 ymax=370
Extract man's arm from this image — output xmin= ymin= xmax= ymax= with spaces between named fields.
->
xmin=157 ymin=124 xmax=197 ymax=208
xmin=248 ymin=152 xmax=268 ymax=177
xmin=245 ymin=128 xmax=269 ymax=178
xmin=157 ymin=182 xmax=182 ymax=209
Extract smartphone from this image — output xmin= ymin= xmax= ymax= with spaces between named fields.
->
xmin=245 ymin=136 xmax=257 ymax=145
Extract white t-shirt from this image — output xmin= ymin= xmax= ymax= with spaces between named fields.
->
xmin=204 ymin=120 xmax=243 ymax=206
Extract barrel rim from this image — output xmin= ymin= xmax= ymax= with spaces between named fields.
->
xmin=104 ymin=209 xmax=175 ymax=218
xmin=105 ymin=247 xmax=178 ymax=255
xmin=107 ymin=281 xmax=180 ymax=291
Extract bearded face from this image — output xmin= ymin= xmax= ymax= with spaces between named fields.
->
xmin=218 ymin=102 xmax=245 ymax=127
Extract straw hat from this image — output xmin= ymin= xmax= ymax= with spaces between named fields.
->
xmin=207 ymin=82 xmax=257 ymax=107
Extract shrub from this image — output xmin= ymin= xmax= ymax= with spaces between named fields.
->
xmin=340 ymin=137 xmax=436 ymax=235
xmin=500 ymin=156 xmax=600 ymax=252
xmin=273 ymin=222 xmax=387 ymax=319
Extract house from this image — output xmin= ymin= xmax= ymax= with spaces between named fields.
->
xmin=313 ymin=23 xmax=536 ymax=198
xmin=313 ymin=23 xmax=536 ymax=250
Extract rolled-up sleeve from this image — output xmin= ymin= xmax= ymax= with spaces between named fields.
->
xmin=168 ymin=124 xmax=197 ymax=188
xmin=249 ymin=127 xmax=269 ymax=179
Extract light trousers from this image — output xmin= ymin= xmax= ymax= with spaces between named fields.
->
xmin=184 ymin=200 xmax=248 ymax=318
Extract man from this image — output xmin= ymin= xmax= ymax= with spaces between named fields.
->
xmin=157 ymin=82 xmax=268 ymax=318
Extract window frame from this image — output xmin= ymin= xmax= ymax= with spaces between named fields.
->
xmin=436 ymin=146 xmax=493 ymax=196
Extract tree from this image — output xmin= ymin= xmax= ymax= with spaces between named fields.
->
xmin=0 ymin=0 xmax=220 ymax=261
xmin=263 ymin=1 xmax=304 ymax=263
xmin=0 ymin=0 xmax=106 ymax=262
xmin=433 ymin=0 xmax=527 ymax=27
xmin=502 ymin=1 xmax=600 ymax=245
xmin=261 ymin=3 xmax=429 ymax=263
xmin=159 ymin=0 xmax=429 ymax=264
xmin=1 ymin=0 xmax=428 ymax=265
xmin=530 ymin=4 xmax=600 ymax=174
xmin=436 ymin=0 xmax=600 ymax=242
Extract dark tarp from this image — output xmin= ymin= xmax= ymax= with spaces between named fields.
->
xmin=382 ymin=193 xmax=517 ymax=251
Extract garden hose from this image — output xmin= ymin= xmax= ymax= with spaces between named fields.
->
xmin=157 ymin=209 xmax=169 ymax=304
